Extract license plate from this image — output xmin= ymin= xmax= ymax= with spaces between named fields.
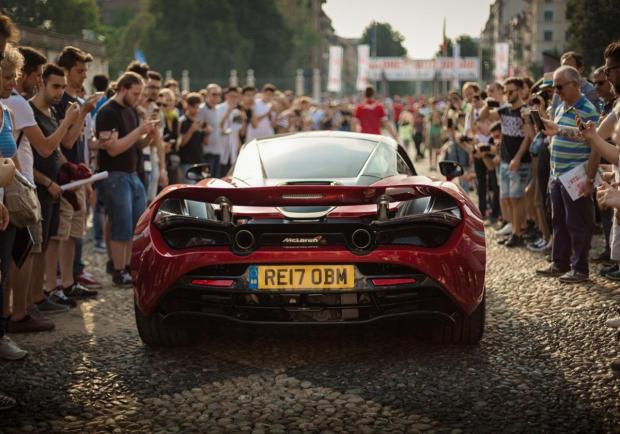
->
xmin=248 ymin=265 xmax=355 ymax=291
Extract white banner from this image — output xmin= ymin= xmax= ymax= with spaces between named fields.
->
xmin=327 ymin=46 xmax=343 ymax=93
xmin=367 ymin=57 xmax=480 ymax=81
xmin=452 ymin=43 xmax=461 ymax=89
xmin=494 ymin=42 xmax=509 ymax=80
xmin=356 ymin=44 xmax=370 ymax=90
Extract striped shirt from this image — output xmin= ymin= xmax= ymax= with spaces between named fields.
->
xmin=550 ymin=95 xmax=599 ymax=178
xmin=0 ymin=104 xmax=16 ymax=158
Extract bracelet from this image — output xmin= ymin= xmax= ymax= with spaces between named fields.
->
xmin=46 ymin=180 xmax=53 ymax=188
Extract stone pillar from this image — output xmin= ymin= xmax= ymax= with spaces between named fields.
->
xmin=312 ymin=68 xmax=320 ymax=102
xmin=230 ymin=69 xmax=238 ymax=87
xmin=295 ymin=69 xmax=304 ymax=96
xmin=246 ymin=69 xmax=255 ymax=87
xmin=181 ymin=70 xmax=190 ymax=93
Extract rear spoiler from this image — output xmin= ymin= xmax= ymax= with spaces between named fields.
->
xmin=153 ymin=183 xmax=457 ymax=208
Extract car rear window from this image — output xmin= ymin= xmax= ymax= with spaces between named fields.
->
xmin=257 ymin=137 xmax=377 ymax=179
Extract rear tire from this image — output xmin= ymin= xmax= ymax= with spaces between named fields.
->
xmin=134 ymin=302 xmax=195 ymax=347
xmin=430 ymin=295 xmax=485 ymax=344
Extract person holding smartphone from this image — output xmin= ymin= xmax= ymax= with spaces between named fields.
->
xmin=178 ymin=92 xmax=209 ymax=183
xmin=95 ymin=72 xmax=157 ymax=287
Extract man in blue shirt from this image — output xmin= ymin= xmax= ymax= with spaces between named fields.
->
xmin=537 ymin=65 xmax=600 ymax=283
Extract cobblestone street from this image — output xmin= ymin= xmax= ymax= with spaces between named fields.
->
xmin=1 ymin=223 xmax=619 ymax=433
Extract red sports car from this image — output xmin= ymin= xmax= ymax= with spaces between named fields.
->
xmin=131 ymin=132 xmax=486 ymax=346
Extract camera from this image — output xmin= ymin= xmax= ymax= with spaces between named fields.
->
xmin=487 ymin=99 xmax=500 ymax=108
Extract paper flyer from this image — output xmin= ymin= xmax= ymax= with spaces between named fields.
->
xmin=558 ymin=163 xmax=601 ymax=201
xmin=60 ymin=171 xmax=109 ymax=191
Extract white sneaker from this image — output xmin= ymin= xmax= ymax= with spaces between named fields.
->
xmin=496 ymin=223 xmax=513 ymax=236
xmin=606 ymin=317 xmax=620 ymax=328
xmin=0 ymin=336 xmax=28 ymax=360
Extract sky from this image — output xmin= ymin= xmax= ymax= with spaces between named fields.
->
xmin=323 ymin=0 xmax=495 ymax=59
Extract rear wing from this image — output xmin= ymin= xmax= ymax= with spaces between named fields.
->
xmin=153 ymin=183 xmax=460 ymax=208
xmin=151 ymin=183 xmax=465 ymax=223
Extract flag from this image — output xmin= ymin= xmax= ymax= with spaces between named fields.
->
xmin=441 ymin=17 xmax=448 ymax=56
xmin=134 ymin=49 xmax=147 ymax=64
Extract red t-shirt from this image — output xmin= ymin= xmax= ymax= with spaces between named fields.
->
xmin=354 ymin=99 xmax=386 ymax=134
xmin=392 ymin=102 xmax=403 ymax=122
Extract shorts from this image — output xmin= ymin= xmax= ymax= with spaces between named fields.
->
xmin=98 ymin=172 xmax=146 ymax=242
xmin=428 ymin=130 xmax=442 ymax=149
xmin=52 ymin=186 xmax=86 ymax=241
xmin=39 ymin=199 xmax=60 ymax=250
xmin=499 ymin=162 xmax=531 ymax=199
xmin=28 ymin=221 xmax=43 ymax=254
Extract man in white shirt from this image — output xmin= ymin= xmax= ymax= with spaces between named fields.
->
xmin=246 ymin=83 xmax=276 ymax=142
xmin=1 ymin=46 xmax=80 ymax=326
xmin=216 ymin=86 xmax=242 ymax=176
xmin=198 ymin=83 xmax=221 ymax=177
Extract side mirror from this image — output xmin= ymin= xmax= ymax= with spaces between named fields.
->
xmin=185 ymin=163 xmax=211 ymax=182
xmin=439 ymin=160 xmax=464 ymax=181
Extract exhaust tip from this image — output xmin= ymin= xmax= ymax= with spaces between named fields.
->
xmin=235 ymin=229 xmax=256 ymax=250
xmin=351 ymin=228 xmax=372 ymax=250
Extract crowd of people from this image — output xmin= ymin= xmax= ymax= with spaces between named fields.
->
xmin=1 ymin=10 xmax=620 ymax=409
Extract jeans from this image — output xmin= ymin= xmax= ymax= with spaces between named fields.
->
xmin=0 ymin=224 xmax=17 ymax=337
xmin=93 ymin=190 xmax=105 ymax=244
xmin=98 ymin=172 xmax=146 ymax=242
xmin=73 ymin=238 xmax=84 ymax=277
xmin=550 ymin=179 xmax=594 ymax=274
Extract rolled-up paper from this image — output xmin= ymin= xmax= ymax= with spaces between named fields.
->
xmin=60 ymin=171 xmax=109 ymax=191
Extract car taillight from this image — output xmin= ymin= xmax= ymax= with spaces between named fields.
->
xmin=371 ymin=278 xmax=416 ymax=286
xmin=191 ymin=279 xmax=235 ymax=287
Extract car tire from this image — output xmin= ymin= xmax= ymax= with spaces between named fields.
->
xmin=134 ymin=302 xmax=195 ymax=347
xmin=430 ymin=295 xmax=485 ymax=344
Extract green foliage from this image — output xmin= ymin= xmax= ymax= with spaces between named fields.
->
xmin=360 ymin=22 xmax=407 ymax=57
xmin=567 ymin=0 xmax=620 ymax=68
xmin=435 ymin=35 xmax=479 ymax=58
xmin=1 ymin=0 xmax=99 ymax=36
xmin=274 ymin=0 xmax=320 ymax=74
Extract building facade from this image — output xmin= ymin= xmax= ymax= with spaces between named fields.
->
xmin=480 ymin=0 xmax=567 ymax=79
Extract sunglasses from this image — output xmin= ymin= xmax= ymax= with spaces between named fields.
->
xmin=594 ymin=80 xmax=608 ymax=87
xmin=503 ymin=89 xmax=516 ymax=96
xmin=553 ymin=82 xmax=573 ymax=91
xmin=156 ymin=102 xmax=165 ymax=107
xmin=473 ymin=94 xmax=481 ymax=100
xmin=604 ymin=64 xmax=620 ymax=77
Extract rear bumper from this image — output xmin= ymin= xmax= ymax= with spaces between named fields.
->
xmin=155 ymin=269 xmax=460 ymax=325
xmin=132 ymin=217 xmax=485 ymax=317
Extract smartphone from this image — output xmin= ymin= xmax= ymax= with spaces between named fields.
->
xmin=530 ymin=109 xmax=545 ymax=131
xmin=98 ymin=130 xmax=112 ymax=140
xmin=478 ymin=144 xmax=491 ymax=152
xmin=487 ymin=100 xmax=500 ymax=108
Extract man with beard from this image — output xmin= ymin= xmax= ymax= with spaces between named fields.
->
xmin=95 ymin=72 xmax=157 ymax=286
xmin=28 ymin=64 xmax=81 ymax=309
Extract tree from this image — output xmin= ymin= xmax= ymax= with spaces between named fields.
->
xmin=567 ymin=0 xmax=620 ymax=68
xmin=359 ymin=22 xmax=407 ymax=57
xmin=435 ymin=35 xmax=479 ymax=58
xmin=231 ymin=0 xmax=293 ymax=78
xmin=1 ymin=0 xmax=99 ymax=36
xmin=275 ymin=0 xmax=321 ymax=74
